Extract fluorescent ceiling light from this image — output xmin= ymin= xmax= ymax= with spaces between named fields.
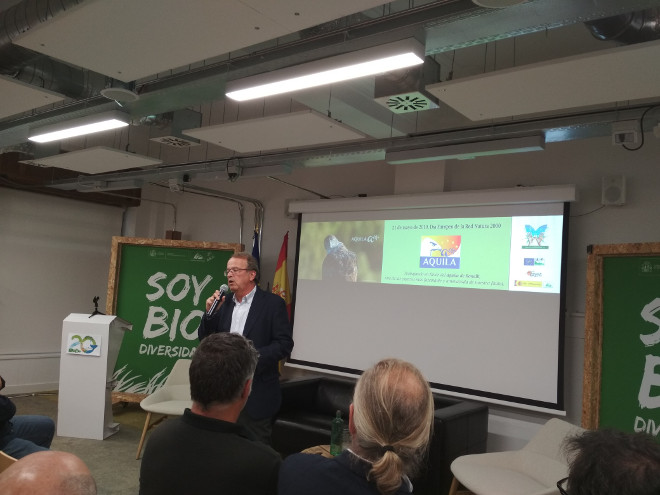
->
xmin=29 ymin=111 xmax=129 ymax=143
xmin=303 ymin=149 xmax=386 ymax=167
xmin=385 ymin=136 xmax=545 ymax=164
xmin=76 ymin=179 xmax=143 ymax=192
xmin=226 ymin=38 xmax=425 ymax=101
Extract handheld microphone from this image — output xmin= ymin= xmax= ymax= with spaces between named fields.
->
xmin=206 ymin=284 xmax=229 ymax=316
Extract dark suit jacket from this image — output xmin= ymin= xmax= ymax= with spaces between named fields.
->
xmin=278 ymin=450 xmax=412 ymax=495
xmin=197 ymin=287 xmax=294 ymax=419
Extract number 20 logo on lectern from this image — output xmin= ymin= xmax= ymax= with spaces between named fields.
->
xmin=66 ymin=334 xmax=101 ymax=357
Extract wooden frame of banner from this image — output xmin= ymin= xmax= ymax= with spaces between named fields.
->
xmin=582 ymin=242 xmax=660 ymax=429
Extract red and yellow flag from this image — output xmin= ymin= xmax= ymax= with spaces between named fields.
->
xmin=272 ymin=232 xmax=291 ymax=320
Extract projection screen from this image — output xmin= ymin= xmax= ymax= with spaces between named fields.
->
xmin=288 ymin=185 xmax=575 ymax=412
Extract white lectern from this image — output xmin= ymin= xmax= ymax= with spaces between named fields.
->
xmin=57 ymin=313 xmax=132 ymax=440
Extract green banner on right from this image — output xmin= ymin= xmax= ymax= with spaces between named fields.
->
xmin=599 ymin=256 xmax=660 ymax=438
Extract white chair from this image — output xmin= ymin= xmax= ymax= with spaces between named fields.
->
xmin=136 ymin=358 xmax=193 ymax=459
xmin=448 ymin=418 xmax=585 ymax=495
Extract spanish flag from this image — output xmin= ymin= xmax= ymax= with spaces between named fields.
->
xmin=272 ymin=232 xmax=291 ymax=320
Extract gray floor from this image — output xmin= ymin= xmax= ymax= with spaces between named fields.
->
xmin=9 ymin=392 xmax=148 ymax=495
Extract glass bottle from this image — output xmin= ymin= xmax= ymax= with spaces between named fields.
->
xmin=330 ymin=410 xmax=344 ymax=456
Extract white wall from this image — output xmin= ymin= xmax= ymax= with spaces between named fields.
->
xmin=3 ymin=133 xmax=659 ymax=449
xmin=0 ymin=189 xmax=124 ymax=393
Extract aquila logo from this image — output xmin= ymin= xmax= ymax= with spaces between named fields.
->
xmin=419 ymin=236 xmax=461 ymax=269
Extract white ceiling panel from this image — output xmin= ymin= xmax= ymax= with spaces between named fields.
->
xmin=20 ymin=146 xmax=162 ymax=174
xmin=244 ymin=0 xmax=389 ymax=31
xmin=183 ymin=109 xmax=367 ymax=152
xmin=13 ymin=0 xmax=389 ymax=83
xmin=426 ymin=39 xmax=660 ymax=121
xmin=0 ymin=76 xmax=66 ymax=119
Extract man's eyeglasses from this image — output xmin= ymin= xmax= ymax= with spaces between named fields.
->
xmin=557 ymin=477 xmax=569 ymax=495
xmin=224 ymin=268 xmax=249 ymax=276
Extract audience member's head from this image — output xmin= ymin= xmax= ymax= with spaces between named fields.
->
xmin=189 ymin=332 xmax=259 ymax=411
xmin=0 ymin=450 xmax=96 ymax=495
xmin=563 ymin=428 xmax=660 ymax=495
xmin=350 ymin=358 xmax=434 ymax=495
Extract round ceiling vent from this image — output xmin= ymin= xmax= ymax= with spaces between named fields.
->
xmin=471 ymin=0 xmax=526 ymax=7
xmin=386 ymin=95 xmax=431 ymax=113
xmin=100 ymin=87 xmax=140 ymax=103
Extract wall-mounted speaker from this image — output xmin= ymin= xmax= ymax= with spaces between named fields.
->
xmin=601 ymin=175 xmax=626 ymax=206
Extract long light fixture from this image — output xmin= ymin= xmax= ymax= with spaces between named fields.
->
xmin=385 ymin=136 xmax=545 ymax=164
xmin=226 ymin=38 xmax=425 ymax=102
xmin=29 ymin=110 xmax=130 ymax=143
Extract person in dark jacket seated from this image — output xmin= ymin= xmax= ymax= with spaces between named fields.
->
xmin=278 ymin=358 xmax=434 ymax=495
xmin=139 ymin=333 xmax=281 ymax=495
xmin=0 ymin=374 xmax=55 ymax=459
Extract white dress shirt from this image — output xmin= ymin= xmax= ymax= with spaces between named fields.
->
xmin=230 ymin=285 xmax=256 ymax=335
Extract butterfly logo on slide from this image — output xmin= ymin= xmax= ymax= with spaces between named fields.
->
xmin=525 ymin=225 xmax=547 ymax=246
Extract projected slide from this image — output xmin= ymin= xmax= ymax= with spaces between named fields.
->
xmin=298 ymin=215 xmax=563 ymax=293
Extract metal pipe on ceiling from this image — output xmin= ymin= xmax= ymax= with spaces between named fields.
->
xmin=181 ymin=184 xmax=265 ymax=251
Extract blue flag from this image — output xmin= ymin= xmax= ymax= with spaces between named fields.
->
xmin=252 ymin=229 xmax=260 ymax=267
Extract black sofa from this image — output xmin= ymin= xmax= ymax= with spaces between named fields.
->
xmin=272 ymin=376 xmax=488 ymax=495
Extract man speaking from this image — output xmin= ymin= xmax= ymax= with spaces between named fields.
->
xmin=198 ymin=251 xmax=293 ymax=444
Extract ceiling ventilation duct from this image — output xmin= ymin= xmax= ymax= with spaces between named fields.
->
xmin=373 ymin=56 xmax=440 ymax=114
xmin=585 ymin=8 xmax=660 ymax=44
xmin=149 ymin=109 xmax=201 ymax=148
xmin=0 ymin=0 xmax=104 ymax=99
xmin=0 ymin=140 xmax=59 ymax=161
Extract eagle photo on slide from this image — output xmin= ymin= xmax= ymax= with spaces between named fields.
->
xmin=322 ymin=235 xmax=358 ymax=281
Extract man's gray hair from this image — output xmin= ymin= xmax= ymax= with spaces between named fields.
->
xmin=190 ymin=333 xmax=259 ymax=408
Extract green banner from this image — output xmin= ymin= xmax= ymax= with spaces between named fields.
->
xmin=111 ymin=242 xmax=234 ymax=394
xmin=599 ymin=256 xmax=660 ymax=437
